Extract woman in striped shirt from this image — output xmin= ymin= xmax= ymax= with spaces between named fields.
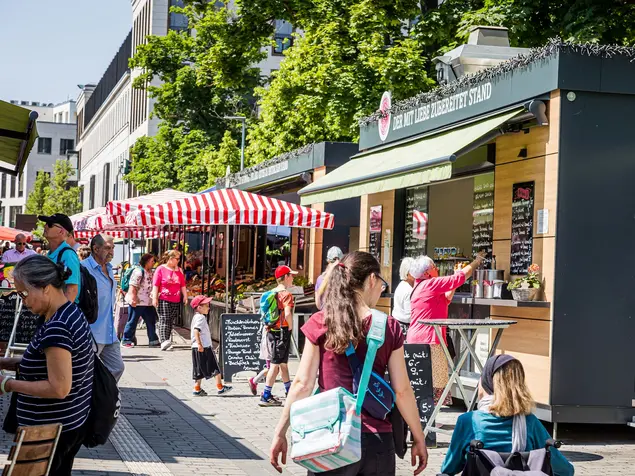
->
xmin=0 ymin=255 xmax=94 ymax=475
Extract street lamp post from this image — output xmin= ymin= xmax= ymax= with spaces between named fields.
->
xmin=222 ymin=116 xmax=246 ymax=172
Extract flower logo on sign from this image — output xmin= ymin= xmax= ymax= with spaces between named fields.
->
xmin=378 ymin=91 xmax=391 ymax=142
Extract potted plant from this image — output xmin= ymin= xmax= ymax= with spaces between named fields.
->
xmin=508 ymin=264 xmax=541 ymax=301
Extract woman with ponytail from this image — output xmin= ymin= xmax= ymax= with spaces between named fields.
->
xmin=0 ymin=255 xmax=95 ymax=475
xmin=270 ymin=251 xmax=428 ymax=476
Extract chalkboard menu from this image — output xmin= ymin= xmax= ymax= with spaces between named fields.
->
xmin=404 ymin=343 xmax=435 ymax=444
xmin=0 ymin=292 xmax=40 ymax=346
xmin=404 ymin=186 xmax=429 ymax=258
xmin=472 ymin=174 xmax=494 ymax=267
xmin=369 ymin=206 xmax=382 ymax=262
xmin=220 ymin=313 xmax=265 ymax=383
xmin=510 ymin=182 xmax=535 ymax=275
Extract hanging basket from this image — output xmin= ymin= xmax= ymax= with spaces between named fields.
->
xmin=511 ymin=288 xmax=539 ymax=302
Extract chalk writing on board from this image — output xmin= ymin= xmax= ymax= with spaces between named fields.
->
xmin=404 ymin=344 xmax=434 ymax=426
xmin=472 ymin=176 xmax=494 ymax=267
xmin=404 ymin=186 xmax=429 ymax=258
xmin=0 ymin=292 xmax=40 ymax=345
xmin=510 ymin=182 xmax=535 ymax=275
xmin=220 ymin=314 xmax=265 ymax=382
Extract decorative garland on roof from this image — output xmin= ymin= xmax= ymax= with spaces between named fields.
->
xmin=216 ymin=143 xmax=315 ymax=189
xmin=359 ymin=37 xmax=635 ymax=126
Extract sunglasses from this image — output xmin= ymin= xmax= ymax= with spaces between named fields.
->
xmin=375 ymin=273 xmax=389 ymax=292
xmin=15 ymin=243 xmax=25 ymax=246
xmin=17 ymin=290 xmax=28 ymax=300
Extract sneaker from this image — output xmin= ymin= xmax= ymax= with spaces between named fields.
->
xmin=248 ymin=378 xmax=257 ymax=396
xmin=148 ymin=341 xmax=160 ymax=348
xmin=259 ymin=395 xmax=282 ymax=407
xmin=160 ymin=341 xmax=173 ymax=351
xmin=121 ymin=342 xmax=134 ymax=348
xmin=218 ymin=385 xmax=233 ymax=396
xmin=193 ymin=389 xmax=208 ymax=397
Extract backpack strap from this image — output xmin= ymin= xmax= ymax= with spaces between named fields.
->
xmin=56 ymin=246 xmax=73 ymax=265
xmin=354 ymin=310 xmax=387 ymax=416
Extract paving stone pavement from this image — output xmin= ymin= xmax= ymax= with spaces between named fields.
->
xmin=0 ymin=329 xmax=634 ymax=475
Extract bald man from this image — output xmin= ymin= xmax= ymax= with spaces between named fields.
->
xmin=2 ymin=234 xmax=36 ymax=263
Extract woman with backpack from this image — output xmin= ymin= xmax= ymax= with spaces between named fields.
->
xmin=152 ymin=250 xmax=187 ymax=351
xmin=122 ymin=253 xmax=160 ymax=348
xmin=0 ymin=255 xmax=95 ymax=475
xmin=269 ymin=251 xmax=428 ymax=476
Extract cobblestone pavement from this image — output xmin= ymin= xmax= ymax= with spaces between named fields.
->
xmin=0 ymin=329 xmax=633 ymax=475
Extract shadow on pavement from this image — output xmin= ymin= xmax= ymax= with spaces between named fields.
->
xmin=560 ymin=450 xmax=604 ymax=462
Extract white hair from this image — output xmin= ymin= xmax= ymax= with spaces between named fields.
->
xmin=410 ymin=255 xmax=435 ymax=280
xmin=399 ymin=257 xmax=414 ymax=281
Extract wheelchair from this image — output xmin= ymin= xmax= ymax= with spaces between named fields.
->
xmin=440 ymin=438 xmax=563 ymax=476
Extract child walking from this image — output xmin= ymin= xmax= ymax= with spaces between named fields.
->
xmin=190 ymin=295 xmax=232 ymax=396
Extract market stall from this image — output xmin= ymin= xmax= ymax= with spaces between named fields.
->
xmin=299 ymin=33 xmax=635 ymax=427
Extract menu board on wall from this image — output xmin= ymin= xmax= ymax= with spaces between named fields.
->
xmin=510 ymin=181 xmax=535 ymax=275
xmin=369 ymin=205 xmax=382 ymax=261
xmin=404 ymin=186 xmax=429 ymax=258
xmin=472 ymin=174 xmax=494 ymax=267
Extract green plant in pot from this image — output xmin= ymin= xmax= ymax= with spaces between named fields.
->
xmin=508 ymin=263 xmax=541 ymax=301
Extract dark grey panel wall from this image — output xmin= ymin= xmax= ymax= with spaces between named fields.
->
xmin=323 ymin=197 xmax=361 ymax=262
xmin=552 ymin=90 xmax=635 ymax=408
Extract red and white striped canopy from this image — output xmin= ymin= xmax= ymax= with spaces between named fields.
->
xmin=107 ymin=189 xmax=194 ymax=223
xmin=70 ymin=207 xmax=109 ymax=231
xmin=126 ymin=188 xmax=335 ymax=229
xmin=74 ymin=228 xmax=180 ymax=239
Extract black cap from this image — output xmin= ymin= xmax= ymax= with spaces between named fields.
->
xmin=38 ymin=214 xmax=73 ymax=233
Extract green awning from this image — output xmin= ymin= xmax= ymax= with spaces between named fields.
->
xmin=299 ymin=108 xmax=523 ymax=205
xmin=0 ymin=100 xmax=39 ymax=175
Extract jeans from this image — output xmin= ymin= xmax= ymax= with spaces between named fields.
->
xmin=122 ymin=305 xmax=159 ymax=345
xmin=97 ymin=342 xmax=125 ymax=383
xmin=307 ymin=432 xmax=395 ymax=476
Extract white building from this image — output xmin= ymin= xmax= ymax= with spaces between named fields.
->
xmin=76 ymin=0 xmax=291 ymax=211
xmin=1 ymin=100 xmax=77 ymax=228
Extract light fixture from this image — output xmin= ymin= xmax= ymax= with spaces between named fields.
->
xmin=528 ymin=100 xmax=548 ymax=126
xmin=517 ymin=148 xmax=528 ymax=158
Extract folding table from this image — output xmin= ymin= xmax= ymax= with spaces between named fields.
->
xmin=423 ymin=318 xmax=517 ymax=437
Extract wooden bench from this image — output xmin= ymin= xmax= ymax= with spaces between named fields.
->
xmin=3 ymin=424 xmax=62 ymax=476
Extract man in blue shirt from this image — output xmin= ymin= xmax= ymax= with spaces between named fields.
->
xmin=39 ymin=214 xmax=81 ymax=303
xmin=81 ymin=234 xmax=125 ymax=381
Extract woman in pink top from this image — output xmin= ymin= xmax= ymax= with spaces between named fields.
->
xmin=152 ymin=250 xmax=187 ymax=351
xmin=406 ymin=254 xmax=484 ymax=406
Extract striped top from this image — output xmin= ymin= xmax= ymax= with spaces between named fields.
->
xmin=17 ymin=302 xmax=94 ymax=432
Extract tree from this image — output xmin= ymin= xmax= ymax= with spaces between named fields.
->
xmin=203 ymin=130 xmax=241 ymax=188
xmin=42 ymin=160 xmax=82 ymax=216
xmin=25 ymin=171 xmax=51 ymax=215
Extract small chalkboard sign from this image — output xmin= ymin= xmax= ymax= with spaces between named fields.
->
xmin=510 ymin=182 xmax=535 ymax=275
xmin=404 ymin=343 xmax=435 ymax=445
xmin=0 ymin=292 xmax=40 ymax=346
xmin=220 ymin=313 xmax=265 ymax=383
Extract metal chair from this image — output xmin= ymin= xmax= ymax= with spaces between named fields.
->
xmin=3 ymin=423 xmax=62 ymax=476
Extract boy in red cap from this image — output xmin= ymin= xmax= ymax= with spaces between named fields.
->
xmin=190 ymin=295 xmax=232 ymax=396
xmin=259 ymin=265 xmax=297 ymax=407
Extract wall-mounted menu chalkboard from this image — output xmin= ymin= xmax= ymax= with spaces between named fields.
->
xmin=404 ymin=343 xmax=435 ymax=444
xmin=220 ymin=313 xmax=265 ymax=383
xmin=0 ymin=292 xmax=40 ymax=346
xmin=472 ymin=174 xmax=494 ymax=268
xmin=510 ymin=182 xmax=535 ymax=275
xmin=404 ymin=186 xmax=429 ymax=258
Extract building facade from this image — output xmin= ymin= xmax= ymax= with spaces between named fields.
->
xmin=75 ymin=0 xmax=290 ymax=211
xmin=2 ymin=100 xmax=77 ymax=228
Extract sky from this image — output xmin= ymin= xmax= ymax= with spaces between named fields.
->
xmin=0 ymin=0 xmax=132 ymax=104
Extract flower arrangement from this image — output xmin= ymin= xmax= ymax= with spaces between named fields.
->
xmin=508 ymin=264 xmax=541 ymax=290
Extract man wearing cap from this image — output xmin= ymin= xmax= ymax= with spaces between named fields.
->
xmin=39 ymin=214 xmax=81 ymax=303
xmin=259 ymin=265 xmax=297 ymax=407
xmin=314 ymin=246 xmax=344 ymax=310
xmin=2 ymin=234 xmax=35 ymax=263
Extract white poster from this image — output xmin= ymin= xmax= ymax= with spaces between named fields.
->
xmin=537 ymin=209 xmax=549 ymax=234
xmin=383 ymin=230 xmax=391 ymax=267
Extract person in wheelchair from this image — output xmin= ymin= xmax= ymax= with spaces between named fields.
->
xmin=440 ymin=355 xmax=574 ymax=476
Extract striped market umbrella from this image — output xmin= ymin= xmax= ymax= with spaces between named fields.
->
xmin=125 ymin=188 xmax=335 ymax=229
xmin=107 ymin=189 xmax=194 ymax=224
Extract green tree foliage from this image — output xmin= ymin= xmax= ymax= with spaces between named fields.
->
xmin=203 ymin=130 xmax=241 ymax=188
xmin=25 ymin=171 xmax=51 ymax=215
xmin=42 ymin=160 xmax=82 ymax=216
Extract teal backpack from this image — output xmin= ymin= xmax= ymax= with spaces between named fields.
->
xmin=121 ymin=266 xmax=144 ymax=293
xmin=259 ymin=290 xmax=280 ymax=327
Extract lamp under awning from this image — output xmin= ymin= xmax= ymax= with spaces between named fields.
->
xmin=299 ymin=108 xmax=523 ymax=205
xmin=0 ymin=100 xmax=39 ymax=175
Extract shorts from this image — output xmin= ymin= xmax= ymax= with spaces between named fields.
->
xmin=192 ymin=347 xmax=221 ymax=380
xmin=267 ymin=328 xmax=290 ymax=365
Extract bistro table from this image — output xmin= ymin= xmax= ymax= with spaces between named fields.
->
xmin=424 ymin=318 xmax=517 ymax=437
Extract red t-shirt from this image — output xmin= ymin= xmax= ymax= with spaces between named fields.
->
xmin=275 ymin=290 xmax=294 ymax=328
xmin=301 ymin=311 xmax=405 ymax=433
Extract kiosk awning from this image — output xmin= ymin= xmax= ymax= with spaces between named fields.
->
xmin=0 ymin=100 xmax=38 ymax=175
xmin=299 ymin=108 xmax=523 ymax=205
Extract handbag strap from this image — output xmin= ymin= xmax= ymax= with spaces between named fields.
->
xmin=347 ymin=310 xmax=387 ymax=416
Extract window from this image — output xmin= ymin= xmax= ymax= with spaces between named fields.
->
xmin=0 ymin=174 xmax=5 ymax=199
xmin=102 ymin=163 xmax=110 ymax=205
xmin=0 ymin=207 xmax=5 ymax=226
xmin=79 ymin=186 xmax=84 ymax=208
xmin=18 ymin=175 xmax=23 ymax=198
xmin=10 ymin=176 xmax=16 ymax=198
xmin=89 ymin=175 xmax=96 ymax=209
xmin=9 ymin=206 xmax=21 ymax=228
xmin=60 ymin=139 xmax=75 ymax=155
xmin=37 ymin=137 xmax=52 ymax=154
xmin=273 ymin=20 xmax=293 ymax=55
xmin=168 ymin=0 xmax=188 ymax=31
